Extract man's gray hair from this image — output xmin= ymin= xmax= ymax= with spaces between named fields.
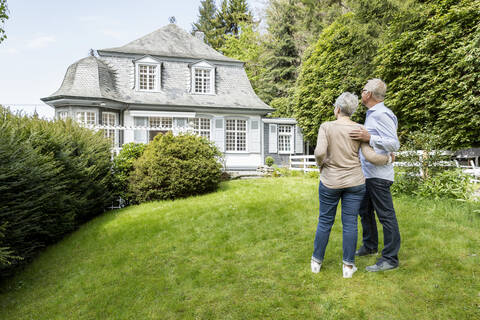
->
xmin=364 ymin=78 xmax=387 ymax=101
xmin=334 ymin=92 xmax=358 ymax=116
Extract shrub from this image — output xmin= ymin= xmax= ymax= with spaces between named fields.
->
xmin=0 ymin=107 xmax=114 ymax=277
xmin=112 ymin=143 xmax=147 ymax=203
xmin=265 ymin=156 xmax=275 ymax=167
xmin=414 ymin=169 xmax=473 ymax=200
xmin=376 ymin=0 xmax=480 ymax=148
xmin=129 ymin=133 xmax=223 ymax=202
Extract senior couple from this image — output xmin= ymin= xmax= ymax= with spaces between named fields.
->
xmin=310 ymin=78 xmax=401 ymax=278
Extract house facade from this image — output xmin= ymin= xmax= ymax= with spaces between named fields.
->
xmin=41 ymin=24 xmax=304 ymax=170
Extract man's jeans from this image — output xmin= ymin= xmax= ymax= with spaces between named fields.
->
xmin=359 ymin=178 xmax=401 ymax=266
xmin=312 ymin=182 xmax=366 ymax=266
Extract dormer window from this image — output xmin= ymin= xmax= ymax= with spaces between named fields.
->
xmin=134 ymin=56 xmax=162 ymax=92
xmin=139 ymin=65 xmax=157 ymax=90
xmin=191 ymin=60 xmax=215 ymax=94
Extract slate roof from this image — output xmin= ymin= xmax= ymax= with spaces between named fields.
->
xmin=42 ymin=24 xmax=272 ymax=112
xmin=44 ymin=56 xmax=118 ymax=101
xmin=98 ymin=24 xmax=240 ymax=63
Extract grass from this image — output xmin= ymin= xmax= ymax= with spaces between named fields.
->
xmin=0 ymin=177 xmax=479 ymax=319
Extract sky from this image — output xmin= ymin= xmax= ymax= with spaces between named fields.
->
xmin=0 ymin=0 xmax=266 ymax=118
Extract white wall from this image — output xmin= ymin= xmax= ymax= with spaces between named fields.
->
xmin=122 ymin=110 xmax=263 ymax=170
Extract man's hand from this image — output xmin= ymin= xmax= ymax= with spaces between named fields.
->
xmin=349 ymin=127 xmax=371 ymax=143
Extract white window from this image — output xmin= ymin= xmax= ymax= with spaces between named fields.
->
xmin=134 ymin=56 xmax=162 ymax=92
xmin=189 ymin=118 xmax=211 ymax=139
xmin=139 ymin=64 xmax=157 ymax=91
xmin=149 ymin=117 xmax=172 ymax=129
xmin=191 ymin=61 xmax=215 ymax=94
xmin=226 ymin=119 xmax=247 ymax=152
xmin=278 ymin=125 xmax=294 ymax=153
xmin=102 ymin=112 xmax=117 ymax=145
xmin=76 ymin=111 xmax=96 ymax=125
xmin=134 ymin=117 xmax=148 ymax=143
xmin=57 ymin=111 xmax=68 ymax=120
xmin=194 ymin=68 xmax=211 ymax=93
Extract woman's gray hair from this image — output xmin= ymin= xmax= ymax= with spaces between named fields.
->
xmin=334 ymin=92 xmax=358 ymax=116
xmin=364 ymin=78 xmax=387 ymax=101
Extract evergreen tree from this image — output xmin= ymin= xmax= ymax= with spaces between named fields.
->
xmin=192 ymin=0 xmax=253 ymax=51
xmin=192 ymin=0 xmax=224 ymax=49
xmin=258 ymin=0 xmax=300 ymax=117
xmin=226 ymin=0 xmax=253 ymax=36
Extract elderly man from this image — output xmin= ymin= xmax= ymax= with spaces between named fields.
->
xmin=349 ymin=79 xmax=401 ymax=272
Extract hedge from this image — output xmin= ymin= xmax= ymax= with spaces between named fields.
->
xmin=0 ymin=107 xmax=114 ymax=277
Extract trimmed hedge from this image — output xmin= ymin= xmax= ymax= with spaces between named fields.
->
xmin=129 ymin=133 xmax=223 ymax=202
xmin=0 ymin=107 xmax=114 ymax=277
xmin=112 ymin=142 xmax=147 ymax=204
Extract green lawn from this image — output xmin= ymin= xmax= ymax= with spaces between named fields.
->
xmin=0 ymin=177 xmax=479 ymax=319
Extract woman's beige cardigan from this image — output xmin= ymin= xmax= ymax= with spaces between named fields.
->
xmin=315 ymin=120 xmax=389 ymax=189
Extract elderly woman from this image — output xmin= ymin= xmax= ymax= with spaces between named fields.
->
xmin=311 ymin=92 xmax=393 ymax=278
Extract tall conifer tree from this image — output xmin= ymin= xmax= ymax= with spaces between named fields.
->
xmin=192 ymin=0 xmax=224 ymax=49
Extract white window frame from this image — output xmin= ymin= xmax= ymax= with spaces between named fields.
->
xmin=188 ymin=117 xmax=212 ymax=140
xmin=102 ymin=112 xmax=118 ymax=146
xmin=57 ymin=111 xmax=68 ymax=121
xmin=278 ymin=124 xmax=294 ymax=154
xmin=191 ymin=61 xmax=215 ymax=95
xmin=134 ymin=56 xmax=162 ymax=92
xmin=225 ymin=118 xmax=248 ymax=153
xmin=76 ymin=111 xmax=96 ymax=126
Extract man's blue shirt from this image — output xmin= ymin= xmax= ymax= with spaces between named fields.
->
xmin=359 ymin=102 xmax=400 ymax=181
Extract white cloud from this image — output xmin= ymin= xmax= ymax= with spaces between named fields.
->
xmin=27 ymin=36 xmax=56 ymax=49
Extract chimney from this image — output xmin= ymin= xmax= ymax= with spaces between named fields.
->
xmin=195 ymin=31 xmax=205 ymax=43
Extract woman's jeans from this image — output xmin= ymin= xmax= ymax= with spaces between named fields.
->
xmin=312 ymin=182 xmax=366 ymax=266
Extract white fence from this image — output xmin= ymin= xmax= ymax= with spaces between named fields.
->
xmin=289 ymin=155 xmax=318 ymax=172
xmin=289 ymin=151 xmax=480 ymax=183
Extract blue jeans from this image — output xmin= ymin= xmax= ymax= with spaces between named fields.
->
xmin=359 ymin=178 xmax=401 ymax=266
xmin=312 ymin=182 xmax=366 ymax=265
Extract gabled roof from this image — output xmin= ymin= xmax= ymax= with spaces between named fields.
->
xmin=98 ymin=24 xmax=240 ymax=63
xmin=43 ymin=56 xmax=118 ymax=101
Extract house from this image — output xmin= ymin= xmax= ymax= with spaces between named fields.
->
xmin=41 ymin=23 xmax=305 ymax=170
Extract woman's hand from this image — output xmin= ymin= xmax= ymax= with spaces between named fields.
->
xmin=387 ymin=152 xmax=395 ymax=165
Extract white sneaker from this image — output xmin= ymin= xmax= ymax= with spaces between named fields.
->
xmin=311 ymin=259 xmax=322 ymax=273
xmin=343 ymin=264 xmax=358 ymax=278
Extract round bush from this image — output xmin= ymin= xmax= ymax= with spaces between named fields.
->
xmin=265 ymin=156 xmax=275 ymax=167
xmin=129 ymin=133 xmax=223 ymax=202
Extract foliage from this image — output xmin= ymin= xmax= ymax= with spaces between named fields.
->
xmin=129 ymin=133 xmax=223 ymax=202
xmin=0 ymin=0 xmax=8 ymax=43
xmin=192 ymin=0 xmax=253 ymax=50
xmin=0 ymin=107 xmax=114 ymax=277
xmin=0 ymin=223 xmax=20 ymax=267
xmin=265 ymin=156 xmax=275 ymax=167
xmin=293 ymin=12 xmax=379 ymax=143
xmin=376 ymin=0 xmax=480 ymax=148
xmin=192 ymin=0 xmax=224 ymax=49
xmin=392 ymin=130 xmax=474 ymax=199
xmin=221 ymin=22 xmax=265 ymax=97
xmin=112 ymin=142 xmax=146 ymax=203
xmin=0 ymin=178 xmax=478 ymax=319
xmin=259 ymin=0 xmax=300 ymax=116
xmin=415 ymin=169 xmax=473 ymax=200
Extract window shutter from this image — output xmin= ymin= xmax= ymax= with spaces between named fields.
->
xmin=213 ymin=117 xmax=225 ymax=152
xmin=295 ymin=125 xmax=304 ymax=154
xmin=248 ymin=119 xmax=260 ymax=153
xmin=269 ymin=124 xmax=278 ymax=153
